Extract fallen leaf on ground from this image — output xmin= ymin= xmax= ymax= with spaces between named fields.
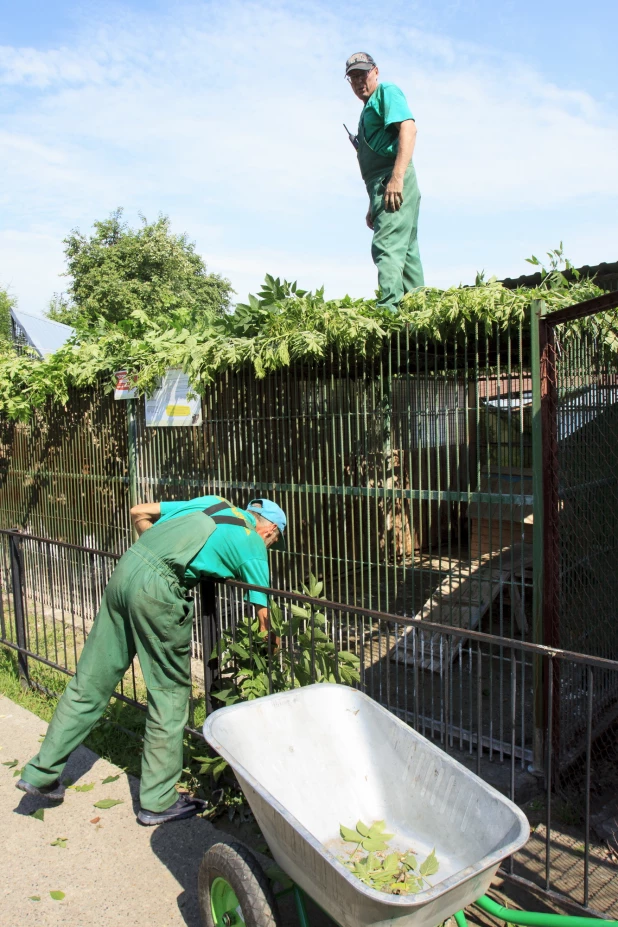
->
xmin=30 ymin=808 xmax=45 ymax=822
xmin=101 ymin=774 xmax=119 ymax=784
xmin=50 ymin=837 xmax=68 ymax=848
xmin=12 ymin=767 xmax=24 ymax=777
xmin=2 ymin=758 xmax=18 ymax=767
xmin=29 ymin=896 xmax=40 ymax=902
xmin=69 ymin=782 xmax=95 ymax=792
xmin=93 ymin=798 xmax=123 ymax=810
xmin=89 ymin=816 xmax=101 ymax=824
xmin=50 ymin=891 xmax=65 ymax=901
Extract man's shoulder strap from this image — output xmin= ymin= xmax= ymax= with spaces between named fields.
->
xmin=202 ymin=499 xmax=254 ymax=530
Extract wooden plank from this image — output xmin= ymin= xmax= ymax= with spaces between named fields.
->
xmin=392 ymin=565 xmax=519 ymax=671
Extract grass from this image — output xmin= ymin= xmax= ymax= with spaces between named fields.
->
xmin=0 ymin=643 xmax=211 ymax=789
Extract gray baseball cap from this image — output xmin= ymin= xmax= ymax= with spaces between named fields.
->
xmin=345 ymin=52 xmax=377 ymax=76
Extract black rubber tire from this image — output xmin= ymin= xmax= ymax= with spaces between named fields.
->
xmin=198 ymin=840 xmax=282 ymax=927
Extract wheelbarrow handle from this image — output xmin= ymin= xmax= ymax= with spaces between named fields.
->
xmin=459 ymin=895 xmax=618 ymax=927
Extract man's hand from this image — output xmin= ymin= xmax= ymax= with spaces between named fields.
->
xmin=257 ymin=606 xmax=280 ymax=650
xmin=366 ymin=207 xmax=374 ymax=230
xmin=383 ymin=175 xmax=404 ymax=212
xmin=383 ymin=119 xmax=417 ymax=213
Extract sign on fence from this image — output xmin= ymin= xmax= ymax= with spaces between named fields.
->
xmin=144 ymin=368 xmax=202 ymax=427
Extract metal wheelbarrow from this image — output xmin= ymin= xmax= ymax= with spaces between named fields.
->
xmin=198 ymin=684 xmax=616 ymax=927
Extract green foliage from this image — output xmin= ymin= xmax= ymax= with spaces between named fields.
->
xmin=211 ymin=573 xmax=361 ymax=707
xmin=46 ymin=209 xmax=232 ymax=333
xmin=0 ymin=287 xmax=13 ymax=344
xmin=0 ymin=245 xmax=612 ymax=422
xmin=339 ymin=819 xmax=439 ymax=895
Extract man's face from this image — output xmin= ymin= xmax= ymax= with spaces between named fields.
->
xmin=347 ymin=66 xmax=379 ymax=103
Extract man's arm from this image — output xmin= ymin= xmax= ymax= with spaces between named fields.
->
xmin=130 ymin=502 xmax=161 ymax=536
xmin=256 ymin=606 xmax=269 ymax=633
xmin=383 ymin=119 xmax=417 ymax=212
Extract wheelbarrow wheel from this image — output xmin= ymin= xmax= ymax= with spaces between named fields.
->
xmin=198 ymin=840 xmax=282 ymax=927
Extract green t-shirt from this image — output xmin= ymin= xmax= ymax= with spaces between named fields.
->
xmin=157 ymin=496 xmax=270 ymax=607
xmin=359 ymin=82 xmax=414 ymax=159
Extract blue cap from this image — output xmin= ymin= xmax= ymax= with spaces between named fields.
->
xmin=246 ymin=499 xmax=287 ymax=551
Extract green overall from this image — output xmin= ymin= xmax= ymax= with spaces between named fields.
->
xmin=22 ymin=505 xmax=240 ymax=812
xmin=358 ymin=124 xmax=424 ymax=311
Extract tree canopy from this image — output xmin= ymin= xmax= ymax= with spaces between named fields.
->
xmin=47 ymin=209 xmax=233 ymax=332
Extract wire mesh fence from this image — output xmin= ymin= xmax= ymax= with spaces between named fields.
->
xmin=538 ymin=293 xmax=618 ymax=777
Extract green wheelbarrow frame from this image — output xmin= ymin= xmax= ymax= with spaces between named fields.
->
xmin=274 ymin=883 xmax=618 ymax=927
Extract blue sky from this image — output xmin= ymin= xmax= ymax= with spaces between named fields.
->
xmin=1 ymin=0 xmax=617 ymax=315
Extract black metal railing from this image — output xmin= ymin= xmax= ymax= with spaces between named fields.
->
xmin=1 ymin=528 xmax=617 ymax=914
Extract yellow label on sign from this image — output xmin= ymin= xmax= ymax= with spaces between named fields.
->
xmin=165 ymin=404 xmax=191 ymax=417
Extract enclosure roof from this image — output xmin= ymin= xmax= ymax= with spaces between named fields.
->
xmin=501 ymin=260 xmax=618 ymax=293
xmin=11 ymin=309 xmax=75 ymax=357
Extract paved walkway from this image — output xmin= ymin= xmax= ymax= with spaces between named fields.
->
xmin=0 ymin=695 xmax=331 ymax=927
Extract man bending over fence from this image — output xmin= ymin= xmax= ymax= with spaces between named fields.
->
xmin=16 ymin=496 xmax=286 ymax=825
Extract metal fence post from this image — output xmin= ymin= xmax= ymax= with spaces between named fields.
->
xmin=530 ymin=299 xmax=546 ymax=775
xmin=200 ymin=580 xmax=219 ymax=716
xmin=9 ymin=533 xmax=29 ymax=689
xmin=127 ymin=398 xmax=139 ymax=542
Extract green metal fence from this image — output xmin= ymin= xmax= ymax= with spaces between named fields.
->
xmin=0 ymin=322 xmax=539 ymax=757
xmin=537 ymin=292 xmax=618 ymax=772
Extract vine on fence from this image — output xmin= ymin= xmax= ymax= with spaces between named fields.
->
xmin=0 ymin=245 xmax=614 ymax=422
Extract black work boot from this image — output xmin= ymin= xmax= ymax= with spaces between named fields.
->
xmin=16 ymin=778 xmax=66 ymax=802
xmin=137 ymin=793 xmax=207 ymax=826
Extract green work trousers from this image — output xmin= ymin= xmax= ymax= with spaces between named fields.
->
xmin=22 ymin=513 xmax=215 ymax=812
xmin=368 ymin=162 xmax=423 ymax=311
xmin=357 ymin=127 xmax=424 ymax=312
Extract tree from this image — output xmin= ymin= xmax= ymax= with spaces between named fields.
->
xmin=0 ymin=287 xmax=14 ymax=344
xmin=47 ymin=209 xmax=232 ymax=332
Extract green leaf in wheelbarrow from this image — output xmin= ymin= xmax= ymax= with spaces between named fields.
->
xmin=362 ymin=836 xmax=391 ymax=852
xmin=93 ymin=798 xmax=124 ymax=810
xmin=340 ymin=824 xmax=361 ymax=843
xmin=420 ymin=848 xmax=439 ymax=878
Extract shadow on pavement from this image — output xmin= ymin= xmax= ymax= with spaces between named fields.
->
xmin=11 ymin=745 xmax=100 ymax=816
xmin=149 ymin=814 xmax=335 ymax=927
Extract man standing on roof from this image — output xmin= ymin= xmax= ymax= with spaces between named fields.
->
xmin=346 ymin=52 xmax=424 ymax=312
xmin=17 ymin=496 xmax=286 ymax=826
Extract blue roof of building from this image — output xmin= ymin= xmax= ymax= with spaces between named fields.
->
xmin=11 ymin=309 xmax=75 ymax=357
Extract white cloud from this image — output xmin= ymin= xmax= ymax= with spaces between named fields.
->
xmin=0 ymin=0 xmax=617 ymax=313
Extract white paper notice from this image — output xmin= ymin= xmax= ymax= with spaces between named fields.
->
xmin=113 ymin=370 xmax=137 ymax=400
xmin=145 ymin=368 xmax=202 ymax=427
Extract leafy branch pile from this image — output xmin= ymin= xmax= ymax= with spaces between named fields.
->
xmin=0 ymin=214 xmax=613 ymax=422
xmin=338 ymin=819 xmax=439 ymax=895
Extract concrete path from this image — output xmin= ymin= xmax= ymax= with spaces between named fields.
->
xmin=0 ymin=694 xmax=329 ymax=927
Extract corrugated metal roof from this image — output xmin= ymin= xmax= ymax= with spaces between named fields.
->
xmin=10 ymin=309 xmax=75 ymax=357
xmin=502 ymin=260 xmax=618 ymax=292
